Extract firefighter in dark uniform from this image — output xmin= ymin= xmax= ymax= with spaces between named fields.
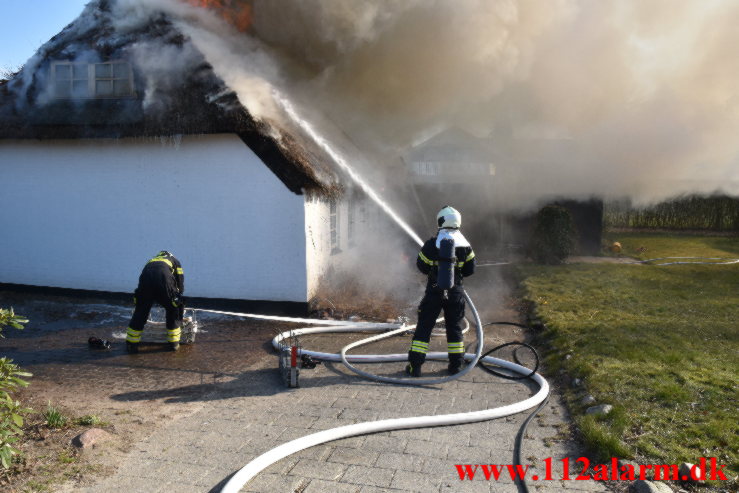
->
xmin=126 ymin=251 xmax=185 ymax=353
xmin=406 ymin=206 xmax=475 ymax=377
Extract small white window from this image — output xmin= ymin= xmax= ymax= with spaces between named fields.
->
xmin=329 ymin=198 xmax=340 ymax=254
xmin=347 ymin=198 xmax=356 ymax=248
xmin=52 ymin=60 xmax=134 ymax=99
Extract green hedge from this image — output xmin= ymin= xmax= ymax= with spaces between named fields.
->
xmin=605 ymin=195 xmax=739 ymax=231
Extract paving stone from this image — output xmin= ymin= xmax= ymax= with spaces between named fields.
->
xmin=391 ymin=469 xmax=443 ymax=492
xmin=376 ymin=451 xmax=425 ymax=472
xmin=288 ymin=458 xmax=348 ymax=480
xmin=328 ymin=446 xmax=380 ymax=466
xmin=359 ymin=486 xmax=416 ymax=493
xmin=338 ymin=408 xmax=381 ymax=420
xmin=362 ymin=434 xmax=408 ymax=452
xmin=249 ymin=473 xmax=310 ymax=493
xmin=389 ymin=427 xmax=433 ymax=441
xmin=342 ymin=464 xmax=395 ymax=488
xmin=447 ymin=444 xmax=498 ymax=463
xmin=160 ymin=480 xmax=203 ymax=492
xmin=440 ymin=479 xmax=502 ymax=492
xmin=64 ymin=292 xmax=606 ymax=493
xmin=303 ymin=478 xmax=363 ymax=493
xmin=311 ymin=417 xmax=356 ymax=430
xmin=428 ymin=427 xmax=470 ymax=446
xmin=405 ymin=439 xmax=448 ymax=459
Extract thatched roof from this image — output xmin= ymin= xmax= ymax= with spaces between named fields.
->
xmin=0 ymin=1 xmax=340 ymax=195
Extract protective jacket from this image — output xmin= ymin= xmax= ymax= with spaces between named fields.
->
xmin=416 ymin=229 xmax=476 ymax=291
xmin=126 ymin=252 xmax=185 ymax=345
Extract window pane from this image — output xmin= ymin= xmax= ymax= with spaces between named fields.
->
xmin=95 ymin=63 xmax=112 ymax=78
xmin=73 ymin=64 xmax=88 ymax=79
xmin=96 ymin=80 xmax=113 ymax=96
xmin=72 ymin=80 xmax=89 ymax=97
xmin=113 ymin=62 xmax=129 ymax=79
xmin=55 ymin=81 xmax=71 ymax=97
xmin=55 ymin=64 xmax=71 ymax=80
xmin=113 ymin=79 xmax=131 ymax=95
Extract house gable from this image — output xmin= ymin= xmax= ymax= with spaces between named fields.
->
xmin=0 ymin=3 xmax=340 ymax=196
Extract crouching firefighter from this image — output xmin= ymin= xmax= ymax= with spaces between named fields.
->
xmin=406 ymin=206 xmax=476 ymax=377
xmin=126 ymin=251 xmax=185 ymax=353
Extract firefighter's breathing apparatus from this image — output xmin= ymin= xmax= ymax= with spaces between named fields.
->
xmin=198 ymin=225 xmax=551 ymax=493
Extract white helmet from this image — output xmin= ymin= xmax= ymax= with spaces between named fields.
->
xmin=437 ymin=205 xmax=461 ymax=229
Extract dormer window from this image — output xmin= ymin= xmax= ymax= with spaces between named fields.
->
xmin=52 ymin=61 xmax=134 ymax=99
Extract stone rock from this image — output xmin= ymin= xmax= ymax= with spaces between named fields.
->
xmin=72 ymin=428 xmax=111 ymax=449
xmin=678 ymin=463 xmax=705 ymax=485
xmin=581 ymin=394 xmax=596 ymax=405
xmin=585 ymin=404 xmax=613 ymax=416
xmin=629 ymin=479 xmax=674 ymax=493
xmin=565 ymin=354 xmax=572 ymax=360
xmin=619 ymin=459 xmax=641 ymax=470
xmin=572 ymin=378 xmax=582 ymax=387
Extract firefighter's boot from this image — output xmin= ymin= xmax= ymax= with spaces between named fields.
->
xmin=126 ymin=342 xmax=139 ymax=354
xmin=405 ymin=363 xmax=422 ymax=377
xmin=169 ymin=342 xmax=180 ymax=352
xmin=448 ymin=354 xmax=464 ymax=375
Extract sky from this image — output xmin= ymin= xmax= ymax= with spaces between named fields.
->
xmin=0 ymin=1 xmax=90 ymax=70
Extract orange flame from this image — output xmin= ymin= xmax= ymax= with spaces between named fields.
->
xmin=187 ymin=0 xmax=252 ymax=32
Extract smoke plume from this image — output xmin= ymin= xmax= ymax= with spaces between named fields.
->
xmin=107 ymin=0 xmax=739 ymax=209
xmin=11 ymin=0 xmax=739 ymax=211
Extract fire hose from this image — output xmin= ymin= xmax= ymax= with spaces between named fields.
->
xmin=195 ymin=290 xmax=550 ymax=493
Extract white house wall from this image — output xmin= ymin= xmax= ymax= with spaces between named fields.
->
xmin=0 ymin=134 xmax=308 ymax=302
xmin=304 ymin=196 xmax=331 ymax=299
xmin=304 ymin=193 xmax=383 ymax=300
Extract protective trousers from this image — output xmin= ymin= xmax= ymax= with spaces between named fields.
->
xmin=408 ymin=289 xmax=466 ymax=370
xmin=126 ymin=265 xmax=182 ymax=345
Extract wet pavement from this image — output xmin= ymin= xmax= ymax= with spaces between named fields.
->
xmin=0 ymin=290 xmax=283 ymax=416
xmin=0 ymin=267 xmax=611 ymax=493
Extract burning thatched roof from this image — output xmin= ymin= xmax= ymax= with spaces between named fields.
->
xmin=0 ymin=0 xmax=339 ymax=195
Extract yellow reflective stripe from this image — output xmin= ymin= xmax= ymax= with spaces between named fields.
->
xmin=418 ymin=252 xmax=434 ymax=266
xmin=448 ymin=342 xmax=465 ymax=353
xmin=126 ymin=327 xmax=143 ymax=343
xmin=148 ymin=257 xmax=174 ymax=269
xmin=410 ymin=340 xmax=429 ymax=353
xmin=466 ymin=251 xmax=475 ymax=262
xmin=167 ymin=327 xmax=182 ymax=342
xmin=172 ymin=300 xmax=179 ymax=307
xmin=176 ymin=268 xmax=184 ymax=274
xmin=456 ymin=262 xmax=464 ymax=267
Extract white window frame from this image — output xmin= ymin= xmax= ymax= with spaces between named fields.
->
xmin=329 ymin=198 xmax=340 ymax=254
xmin=51 ymin=60 xmax=135 ymax=99
xmin=347 ymin=198 xmax=356 ymax=248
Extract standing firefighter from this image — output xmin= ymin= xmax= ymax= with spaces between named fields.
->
xmin=126 ymin=251 xmax=185 ymax=353
xmin=406 ymin=206 xmax=475 ymax=377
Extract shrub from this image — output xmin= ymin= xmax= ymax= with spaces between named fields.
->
xmin=531 ymin=205 xmax=577 ymax=264
xmin=75 ymin=415 xmax=102 ymax=426
xmin=0 ymin=308 xmax=31 ymax=469
xmin=0 ymin=308 xmax=28 ymax=335
xmin=43 ymin=403 xmax=67 ymax=429
xmin=0 ymin=359 xmax=31 ymax=468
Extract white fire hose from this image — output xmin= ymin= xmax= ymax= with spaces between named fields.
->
xmin=195 ymin=289 xmax=550 ymax=493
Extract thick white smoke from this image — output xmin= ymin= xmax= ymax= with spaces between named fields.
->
xmin=107 ymin=0 xmax=738 ymax=208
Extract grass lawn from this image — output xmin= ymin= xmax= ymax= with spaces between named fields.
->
xmin=519 ymin=232 xmax=738 ymax=484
